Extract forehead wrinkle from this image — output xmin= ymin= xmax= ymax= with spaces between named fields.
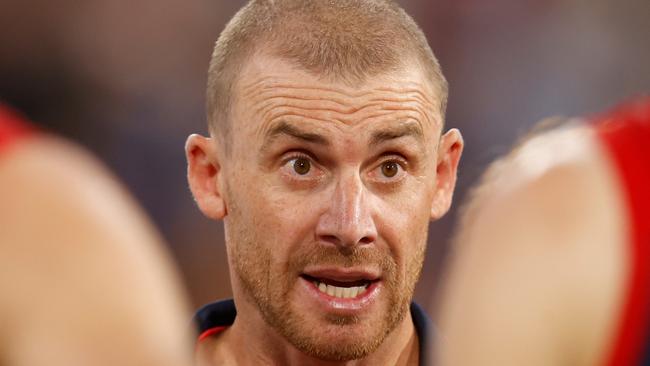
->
xmin=240 ymin=79 xmax=371 ymax=113
xmin=374 ymin=86 xmax=437 ymax=107
xmin=253 ymin=101 xmax=433 ymax=141
xmin=240 ymin=75 xmax=275 ymax=99
xmin=240 ymin=76 xmax=437 ymax=118
xmin=258 ymin=105 xmax=431 ymax=132
xmin=246 ymin=87 xmax=371 ymax=119
xmin=254 ymin=93 xmax=352 ymax=109
xmin=243 ymin=83 xmax=369 ymax=105
xmin=356 ymin=103 xmax=436 ymax=134
xmin=253 ymin=98 xmax=373 ymax=120
xmin=255 ymin=99 xmax=412 ymax=126
xmin=241 ymin=77 xmax=378 ymax=99
xmin=257 ymin=104 xmax=362 ymax=128
xmin=262 ymin=111 xmax=347 ymax=130
xmin=243 ymin=84 xmax=369 ymax=124
xmin=240 ymin=75 xmax=438 ymax=110
xmin=262 ymin=84 xmax=375 ymax=99
xmin=368 ymin=94 xmax=435 ymax=115
xmin=250 ymin=93 xmax=433 ymax=129
xmin=251 ymin=83 xmax=435 ymax=110
xmin=239 ymin=77 xmax=440 ymax=148
xmin=365 ymin=97 xmax=434 ymax=122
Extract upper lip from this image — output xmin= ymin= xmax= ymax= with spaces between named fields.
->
xmin=301 ymin=267 xmax=381 ymax=282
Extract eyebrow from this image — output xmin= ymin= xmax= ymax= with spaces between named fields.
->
xmin=262 ymin=121 xmax=330 ymax=150
xmin=261 ymin=120 xmax=424 ymax=153
xmin=369 ymin=122 xmax=425 ymax=147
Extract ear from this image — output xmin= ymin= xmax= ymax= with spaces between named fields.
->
xmin=185 ymin=134 xmax=227 ymax=220
xmin=431 ymin=128 xmax=464 ymax=220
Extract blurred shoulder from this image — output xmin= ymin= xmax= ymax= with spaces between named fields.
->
xmin=0 ymin=134 xmax=173 ymax=308
xmin=461 ymin=121 xmax=625 ymax=248
xmin=0 ymin=134 xmax=160 ymax=249
xmin=448 ymin=121 xmax=627 ymax=365
xmin=0 ymin=135 xmax=192 ymax=366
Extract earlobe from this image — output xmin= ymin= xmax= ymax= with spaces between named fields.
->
xmin=185 ymin=134 xmax=227 ymax=220
xmin=431 ymin=128 xmax=464 ymax=220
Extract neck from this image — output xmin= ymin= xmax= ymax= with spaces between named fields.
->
xmin=211 ymin=299 xmax=419 ymax=366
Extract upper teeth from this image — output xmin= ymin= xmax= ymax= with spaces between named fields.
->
xmin=314 ymin=281 xmax=369 ymax=299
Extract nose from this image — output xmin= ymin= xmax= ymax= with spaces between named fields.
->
xmin=315 ymin=173 xmax=377 ymax=249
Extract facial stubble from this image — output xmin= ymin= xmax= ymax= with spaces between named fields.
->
xmin=226 ymin=190 xmax=427 ymax=361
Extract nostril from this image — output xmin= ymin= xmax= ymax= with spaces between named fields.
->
xmin=358 ymin=236 xmax=374 ymax=245
xmin=317 ymin=234 xmax=374 ymax=247
xmin=318 ymin=234 xmax=340 ymax=246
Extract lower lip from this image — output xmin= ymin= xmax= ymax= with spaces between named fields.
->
xmin=298 ymin=277 xmax=382 ymax=313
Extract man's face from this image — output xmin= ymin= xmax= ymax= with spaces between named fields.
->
xmin=213 ymin=54 xmax=455 ymax=361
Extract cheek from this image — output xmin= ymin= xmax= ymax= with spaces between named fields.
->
xmin=230 ymin=176 xmax=323 ymax=252
xmin=266 ymin=192 xmax=325 ymax=246
xmin=374 ymin=185 xmax=432 ymax=263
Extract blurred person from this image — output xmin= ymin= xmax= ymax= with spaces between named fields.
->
xmin=0 ymin=104 xmax=193 ymax=366
xmin=435 ymin=98 xmax=650 ymax=366
xmin=185 ymin=1 xmax=463 ymax=365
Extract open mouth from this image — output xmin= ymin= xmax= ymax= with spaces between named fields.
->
xmin=301 ymin=274 xmax=377 ymax=299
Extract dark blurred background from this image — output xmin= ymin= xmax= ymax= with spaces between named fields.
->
xmin=2 ymin=0 xmax=648 ymax=310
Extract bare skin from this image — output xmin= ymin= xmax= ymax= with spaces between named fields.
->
xmin=435 ymin=125 xmax=626 ymax=366
xmin=0 ymin=136 xmax=193 ymax=366
xmin=188 ymin=52 xmax=463 ymax=366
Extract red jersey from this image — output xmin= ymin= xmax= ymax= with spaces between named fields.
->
xmin=0 ymin=104 xmax=33 ymax=154
xmin=597 ymin=98 xmax=650 ymax=366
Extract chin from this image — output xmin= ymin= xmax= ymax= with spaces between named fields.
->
xmin=282 ymin=310 xmax=393 ymax=361
xmin=292 ymin=332 xmax=384 ymax=362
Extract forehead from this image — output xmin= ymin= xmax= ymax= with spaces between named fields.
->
xmin=230 ymin=52 xmax=442 ymax=144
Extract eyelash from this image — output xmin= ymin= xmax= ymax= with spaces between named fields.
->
xmin=281 ymin=152 xmax=319 ymax=175
xmin=374 ymin=156 xmax=408 ymax=178
xmin=283 ymin=151 xmax=314 ymax=165
xmin=377 ymin=154 xmax=407 ymax=166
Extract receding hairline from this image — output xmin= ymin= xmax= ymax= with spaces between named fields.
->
xmin=206 ymin=0 xmax=449 ymax=143
xmin=210 ymin=46 xmax=447 ymax=140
